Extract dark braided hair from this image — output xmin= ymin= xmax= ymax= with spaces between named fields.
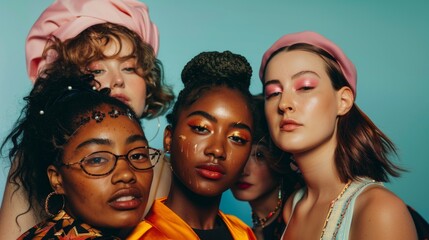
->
xmin=166 ymin=51 xmax=254 ymax=129
xmin=1 ymin=65 xmax=140 ymax=225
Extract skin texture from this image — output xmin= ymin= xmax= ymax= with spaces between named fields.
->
xmin=47 ymin=105 xmax=153 ymax=233
xmin=164 ymin=86 xmax=253 ymax=229
xmin=231 ymin=143 xmax=279 ymax=203
xmin=230 ymin=142 xmax=281 ymax=239
xmin=0 ymin=37 xmax=152 ymax=240
xmin=87 ymin=37 xmax=147 ymax=117
xmin=263 ymin=50 xmax=417 ymax=240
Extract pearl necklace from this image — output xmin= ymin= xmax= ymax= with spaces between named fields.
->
xmin=319 ymin=181 xmax=352 ymax=239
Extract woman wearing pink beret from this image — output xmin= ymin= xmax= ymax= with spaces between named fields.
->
xmin=259 ymin=31 xmax=417 ymax=239
xmin=0 ymin=0 xmax=174 ymax=239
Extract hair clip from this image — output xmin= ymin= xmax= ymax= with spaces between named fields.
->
xmin=108 ymin=108 xmax=120 ymax=118
xmin=92 ymin=111 xmax=105 ymax=123
xmin=126 ymin=109 xmax=136 ymax=119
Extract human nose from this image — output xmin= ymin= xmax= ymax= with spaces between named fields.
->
xmin=109 ymin=70 xmax=125 ymax=89
xmin=278 ymin=93 xmax=295 ymax=114
xmin=204 ymin=134 xmax=226 ymax=161
xmin=111 ymin=156 xmax=136 ymax=184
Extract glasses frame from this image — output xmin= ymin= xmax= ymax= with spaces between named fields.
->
xmin=59 ymin=146 xmax=161 ymax=176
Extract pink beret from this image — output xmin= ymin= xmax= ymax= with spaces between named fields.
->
xmin=259 ymin=31 xmax=357 ymax=94
xmin=26 ymin=0 xmax=159 ymax=82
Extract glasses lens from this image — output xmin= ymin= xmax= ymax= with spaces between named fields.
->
xmin=149 ymin=148 xmax=161 ymax=166
xmin=82 ymin=152 xmax=115 ymax=175
xmin=128 ymin=147 xmax=154 ymax=170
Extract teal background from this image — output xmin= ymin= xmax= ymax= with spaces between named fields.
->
xmin=1 ymin=1 xmax=428 ymax=226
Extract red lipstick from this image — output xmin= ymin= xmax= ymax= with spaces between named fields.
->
xmin=236 ymin=181 xmax=252 ymax=190
xmin=196 ymin=164 xmax=225 ymax=180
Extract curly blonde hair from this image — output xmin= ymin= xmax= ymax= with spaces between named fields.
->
xmin=43 ymin=22 xmax=174 ymax=118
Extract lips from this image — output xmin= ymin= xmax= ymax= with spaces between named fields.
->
xmin=108 ymin=188 xmax=143 ymax=210
xmin=280 ymin=119 xmax=302 ymax=132
xmin=111 ymin=94 xmax=130 ymax=104
xmin=236 ymin=181 xmax=252 ymax=190
xmin=196 ymin=164 xmax=226 ymax=180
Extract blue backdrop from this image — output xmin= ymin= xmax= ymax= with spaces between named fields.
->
xmin=1 ymin=0 xmax=428 ymax=225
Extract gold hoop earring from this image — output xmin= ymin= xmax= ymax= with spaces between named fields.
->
xmin=45 ymin=192 xmax=65 ymax=217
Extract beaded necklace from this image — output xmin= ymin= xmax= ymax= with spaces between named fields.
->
xmin=319 ymin=181 xmax=352 ymax=239
xmin=252 ymin=187 xmax=282 ymax=228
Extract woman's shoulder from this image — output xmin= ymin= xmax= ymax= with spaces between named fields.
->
xmin=282 ymin=187 xmax=305 ymax=224
xmin=351 ymin=184 xmax=417 ymax=239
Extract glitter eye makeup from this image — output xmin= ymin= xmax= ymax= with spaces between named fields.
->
xmin=187 ymin=118 xmax=212 ymax=134
xmin=264 ymin=82 xmax=282 ymax=99
xmin=294 ymin=77 xmax=319 ymax=91
xmin=229 ymin=130 xmax=251 ymax=145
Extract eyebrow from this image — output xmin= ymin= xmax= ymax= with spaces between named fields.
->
xmin=231 ymin=122 xmax=252 ymax=133
xmin=75 ymin=134 xmax=147 ymax=150
xmin=76 ymin=138 xmax=112 ymax=150
xmin=263 ymin=70 xmax=321 ymax=88
xmin=187 ymin=111 xmax=252 ymax=133
xmin=291 ymin=70 xmax=320 ymax=79
xmin=126 ymin=134 xmax=147 ymax=144
xmin=263 ymin=79 xmax=281 ymax=88
xmin=187 ymin=111 xmax=217 ymax=123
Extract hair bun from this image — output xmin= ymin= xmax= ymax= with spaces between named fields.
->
xmin=181 ymin=51 xmax=252 ymax=89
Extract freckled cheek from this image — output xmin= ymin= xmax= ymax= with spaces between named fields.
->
xmin=63 ymin=178 xmax=97 ymax=205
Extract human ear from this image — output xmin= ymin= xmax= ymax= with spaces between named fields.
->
xmin=337 ymin=86 xmax=354 ymax=116
xmin=163 ymin=125 xmax=172 ymax=152
xmin=47 ymin=165 xmax=64 ymax=194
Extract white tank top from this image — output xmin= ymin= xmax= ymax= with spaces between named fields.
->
xmin=283 ymin=178 xmax=383 ymax=239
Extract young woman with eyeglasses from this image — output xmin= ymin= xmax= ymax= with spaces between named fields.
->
xmin=1 ymin=64 xmax=161 ymax=239
xmin=1 ymin=1 xmax=174 ymax=238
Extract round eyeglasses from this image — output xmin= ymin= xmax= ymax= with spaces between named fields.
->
xmin=59 ymin=146 xmax=161 ymax=176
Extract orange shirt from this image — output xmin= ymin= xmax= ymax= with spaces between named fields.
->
xmin=127 ymin=197 xmax=256 ymax=240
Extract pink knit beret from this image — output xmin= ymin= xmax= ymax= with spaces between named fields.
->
xmin=26 ymin=0 xmax=159 ymax=82
xmin=259 ymin=31 xmax=357 ymax=94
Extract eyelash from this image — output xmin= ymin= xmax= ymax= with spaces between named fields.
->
xmin=265 ymin=91 xmax=281 ymax=100
xmin=122 ymin=67 xmax=136 ymax=73
xmin=88 ymin=69 xmax=104 ymax=75
xmin=298 ymin=86 xmax=314 ymax=91
xmin=228 ymin=135 xmax=249 ymax=145
xmin=190 ymin=124 xmax=210 ymax=134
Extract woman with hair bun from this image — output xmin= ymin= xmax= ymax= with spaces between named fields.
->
xmin=128 ymin=51 xmax=257 ymax=239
